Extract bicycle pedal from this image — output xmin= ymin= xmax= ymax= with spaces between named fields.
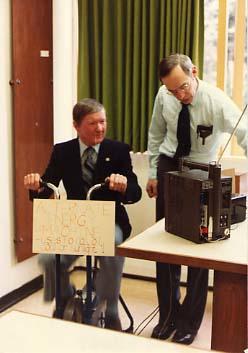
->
xmin=76 ymin=289 xmax=83 ymax=297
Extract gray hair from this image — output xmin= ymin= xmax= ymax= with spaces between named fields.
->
xmin=158 ymin=54 xmax=193 ymax=78
xmin=73 ymin=98 xmax=105 ymax=124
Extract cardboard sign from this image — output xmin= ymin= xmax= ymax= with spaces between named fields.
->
xmin=32 ymin=199 xmax=115 ymax=256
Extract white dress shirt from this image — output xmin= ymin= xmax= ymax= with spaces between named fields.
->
xmin=148 ymin=79 xmax=247 ymax=178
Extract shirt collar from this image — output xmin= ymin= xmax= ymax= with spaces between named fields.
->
xmin=78 ymin=138 xmax=100 ymax=157
xmin=190 ymin=78 xmax=201 ymax=107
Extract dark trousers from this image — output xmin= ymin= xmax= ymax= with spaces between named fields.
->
xmin=156 ymin=154 xmax=209 ymax=333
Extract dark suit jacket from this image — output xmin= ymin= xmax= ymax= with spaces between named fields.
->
xmin=31 ymin=138 xmax=142 ymax=240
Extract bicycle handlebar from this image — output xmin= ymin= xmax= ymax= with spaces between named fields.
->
xmin=86 ymin=177 xmax=109 ymax=200
xmin=39 ymin=177 xmax=110 ymax=201
xmin=40 ymin=179 xmax=60 ymax=199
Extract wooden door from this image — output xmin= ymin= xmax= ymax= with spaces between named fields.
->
xmin=11 ymin=0 xmax=53 ymax=261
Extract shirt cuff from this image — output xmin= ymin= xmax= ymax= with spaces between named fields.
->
xmin=148 ymin=169 xmax=157 ymax=179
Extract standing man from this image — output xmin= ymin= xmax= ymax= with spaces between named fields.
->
xmin=146 ymin=54 xmax=247 ymax=344
xmin=24 ymin=98 xmax=142 ymax=331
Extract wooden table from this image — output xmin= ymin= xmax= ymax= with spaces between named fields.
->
xmin=117 ymin=219 xmax=248 ymax=353
xmin=0 ymin=310 xmax=222 ymax=353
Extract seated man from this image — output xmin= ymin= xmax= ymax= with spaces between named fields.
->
xmin=24 ymin=98 xmax=142 ymax=330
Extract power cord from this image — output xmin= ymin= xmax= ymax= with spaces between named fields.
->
xmin=133 ymin=306 xmax=159 ymax=336
xmin=201 ymin=235 xmax=229 ymax=243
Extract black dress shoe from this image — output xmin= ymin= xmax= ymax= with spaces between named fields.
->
xmin=172 ymin=330 xmax=196 ymax=345
xmin=151 ymin=322 xmax=176 ymax=340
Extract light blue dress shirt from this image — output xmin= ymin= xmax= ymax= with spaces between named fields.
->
xmin=148 ymin=79 xmax=247 ymax=179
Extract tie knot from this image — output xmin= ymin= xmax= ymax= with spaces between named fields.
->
xmin=83 ymin=146 xmax=96 ymax=160
xmin=182 ymin=103 xmax=189 ymax=109
xmin=84 ymin=146 xmax=94 ymax=155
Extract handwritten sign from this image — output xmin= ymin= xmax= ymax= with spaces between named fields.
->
xmin=32 ymin=199 xmax=115 ymax=256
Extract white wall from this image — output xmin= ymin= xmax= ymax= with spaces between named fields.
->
xmin=53 ymin=0 xmax=77 ymax=143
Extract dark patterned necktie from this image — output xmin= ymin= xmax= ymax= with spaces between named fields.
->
xmin=82 ymin=147 xmax=97 ymax=196
xmin=174 ymin=104 xmax=191 ymax=158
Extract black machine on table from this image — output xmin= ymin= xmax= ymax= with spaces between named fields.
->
xmin=164 ymin=105 xmax=247 ymax=244
xmin=164 ymin=160 xmax=232 ymax=243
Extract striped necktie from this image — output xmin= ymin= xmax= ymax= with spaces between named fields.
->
xmin=174 ymin=104 xmax=191 ymax=158
xmin=82 ymin=147 xmax=97 ymax=196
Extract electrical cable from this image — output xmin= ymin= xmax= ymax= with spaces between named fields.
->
xmin=135 ymin=308 xmax=160 ymax=336
xmin=201 ymin=235 xmax=229 ymax=243
xmin=133 ymin=305 xmax=159 ymax=335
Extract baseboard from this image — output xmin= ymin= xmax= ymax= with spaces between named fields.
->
xmin=71 ymin=265 xmax=156 ymax=280
xmin=71 ymin=266 xmax=213 ymax=290
xmin=123 ymin=272 xmax=156 ymax=282
xmin=0 ymin=275 xmax=43 ymax=313
xmin=71 ymin=266 xmax=189 ymax=287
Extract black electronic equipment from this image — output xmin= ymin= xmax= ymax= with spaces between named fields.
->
xmin=164 ymin=161 xmax=232 ymax=243
xmin=164 ymin=105 xmax=247 ymax=243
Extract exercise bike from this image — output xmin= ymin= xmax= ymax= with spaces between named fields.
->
xmin=40 ymin=179 xmax=134 ymax=332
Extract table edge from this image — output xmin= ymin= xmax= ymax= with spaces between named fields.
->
xmin=117 ymin=246 xmax=247 ymax=275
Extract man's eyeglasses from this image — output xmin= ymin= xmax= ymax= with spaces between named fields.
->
xmin=166 ymin=80 xmax=191 ymax=96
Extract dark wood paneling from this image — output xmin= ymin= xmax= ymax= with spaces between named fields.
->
xmin=211 ymin=271 xmax=247 ymax=352
xmin=11 ymin=0 xmax=53 ymax=261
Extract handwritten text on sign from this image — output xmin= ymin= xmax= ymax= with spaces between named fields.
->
xmin=32 ymin=199 xmax=115 ymax=256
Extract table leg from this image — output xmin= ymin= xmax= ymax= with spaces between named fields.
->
xmin=211 ymin=270 xmax=247 ymax=352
